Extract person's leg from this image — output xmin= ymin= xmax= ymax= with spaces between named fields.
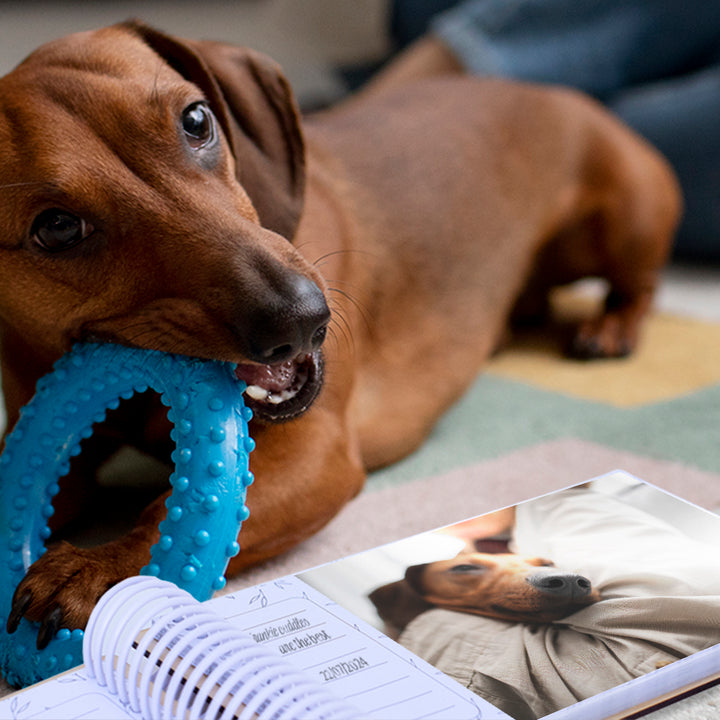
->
xmin=432 ymin=0 xmax=720 ymax=100
xmin=390 ymin=0 xmax=461 ymax=48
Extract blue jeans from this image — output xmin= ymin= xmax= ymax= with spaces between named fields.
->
xmin=391 ymin=0 xmax=720 ymax=260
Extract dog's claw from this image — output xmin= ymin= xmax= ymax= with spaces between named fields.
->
xmin=570 ymin=332 xmax=633 ymax=360
xmin=568 ymin=335 xmax=602 ymax=360
xmin=569 ymin=310 xmax=640 ymax=360
xmin=3 ymin=541 xmax=150 ymax=640
xmin=36 ymin=605 xmax=64 ymax=650
xmin=7 ymin=590 xmax=32 ymax=634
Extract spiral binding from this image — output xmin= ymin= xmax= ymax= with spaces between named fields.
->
xmin=84 ymin=577 xmax=358 ymax=720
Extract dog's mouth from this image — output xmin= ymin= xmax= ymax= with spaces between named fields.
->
xmin=234 ymin=350 xmax=324 ymax=423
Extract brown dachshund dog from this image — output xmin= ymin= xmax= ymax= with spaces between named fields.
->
xmin=370 ymin=553 xmax=600 ymax=631
xmin=0 ymin=22 xmax=679 ymax=647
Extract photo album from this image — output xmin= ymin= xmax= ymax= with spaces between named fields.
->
xmin=2 ymin=470 xmax=720 ymax=719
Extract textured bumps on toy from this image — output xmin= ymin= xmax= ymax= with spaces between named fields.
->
xmin=0 ymin=343 xmax=254 ymax=687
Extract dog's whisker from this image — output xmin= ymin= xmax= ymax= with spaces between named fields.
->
xmin=327 ymin=292 xmax=356 ymax=334
xmin=329 ymin=296 xmax=355 ymax=332
xmin=310 ymin=248 xmax=377 ymax=271
xmin=327 ymin=310 xmax=355 ymax=357
xmin=312 ymin=249 xmax=355 ymax=265
xmin=0 ymin=181 xmax=45 ymax=190
xmin=99 ymin=320 xmax=181 ymax=352
xmin=326 ymin=284 xmax=362 ymax=308
xmin=330 ymin=306 xmax=353 ymax=337
xmin=327 ymin=286 xmax=372 ymax=335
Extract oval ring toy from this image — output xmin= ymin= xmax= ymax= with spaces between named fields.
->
xmin=0 ymin=342 xmax=254 ymax=687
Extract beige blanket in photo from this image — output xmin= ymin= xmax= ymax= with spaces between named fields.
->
xmin=399 ymin=487 xmax=720 ymax=719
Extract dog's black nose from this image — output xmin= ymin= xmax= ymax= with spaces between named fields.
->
xmin=246 ymin=273 xmax=330 ymax=364
xmin=527 ymin=571 xmax=593 ymax=600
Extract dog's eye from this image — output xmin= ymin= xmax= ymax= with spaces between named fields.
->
xmin=449 ymin=564 xmax=483 ymax=574
xmin=31 ymin=209 xmax=94 ymax=252
xmin=181 ymin=102 xmax=215 ymax=149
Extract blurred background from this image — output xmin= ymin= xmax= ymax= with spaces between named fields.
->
xmin=0 ymin=0 xmax=393 ymax=110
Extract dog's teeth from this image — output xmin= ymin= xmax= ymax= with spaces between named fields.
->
xmin=245 ymin=384 xmax=299 ymax=405
xmin=243 ymin=363 xmax=309 ymax=406
xmin=245 ymin=385 xmax=270 ymax=402
xmin=268 ymin=388 xmax=296 ymax=404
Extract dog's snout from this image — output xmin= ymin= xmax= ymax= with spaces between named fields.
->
xmin=527 ymin=571 xmax=593 ymax=600
xmin=247 ymin=273 xmax=330 ymax=364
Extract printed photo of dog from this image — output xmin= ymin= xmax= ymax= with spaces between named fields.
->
xmin=370 ymin=550 xmax=600 ymax=634
xmin=300 ymin=476 xmax=720 ymax=719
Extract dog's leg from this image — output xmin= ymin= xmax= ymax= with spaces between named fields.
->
xmin=7 ymin=494 xmax=165 ymax=648
xmin=525 ymin=111 xmax=681 ymax=360
xmin=226 ymin=400 xmax=365 ymax=571
xmin=569 ymin=180 xmax=680 ymax=359
xmin=571 ymin=285 xmax=656 ymax=359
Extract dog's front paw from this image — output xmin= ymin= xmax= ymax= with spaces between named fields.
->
xmin=568 ymin=289 xmax=652 ymax=360
xmin=569 ymin=313 xmax=635 ymax=359
xmin=7 ymin=540 xmax=142 ymax=649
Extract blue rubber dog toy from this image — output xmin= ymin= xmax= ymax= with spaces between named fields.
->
xmin=0 ymin=343 xmax=254 ymax=687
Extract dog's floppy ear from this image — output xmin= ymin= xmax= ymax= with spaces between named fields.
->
xmin=369 ymin=580 xmax=433 ymax=631
xmin=123 ymin=21 xmax=305 ymax=240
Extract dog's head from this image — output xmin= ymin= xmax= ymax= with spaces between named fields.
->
xmin=406 ymin=552 xmax=600 ymax=623
xmin=0 ymin=22 xmax=327 ymax=423
xmin=371 ymin=552 xmax=600 ymax=629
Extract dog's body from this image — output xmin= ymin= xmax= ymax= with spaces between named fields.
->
xmin=0 ymin=23 xmax=680 ymax=645
xmin=370 ymin=552 xmax=600 ymax=633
